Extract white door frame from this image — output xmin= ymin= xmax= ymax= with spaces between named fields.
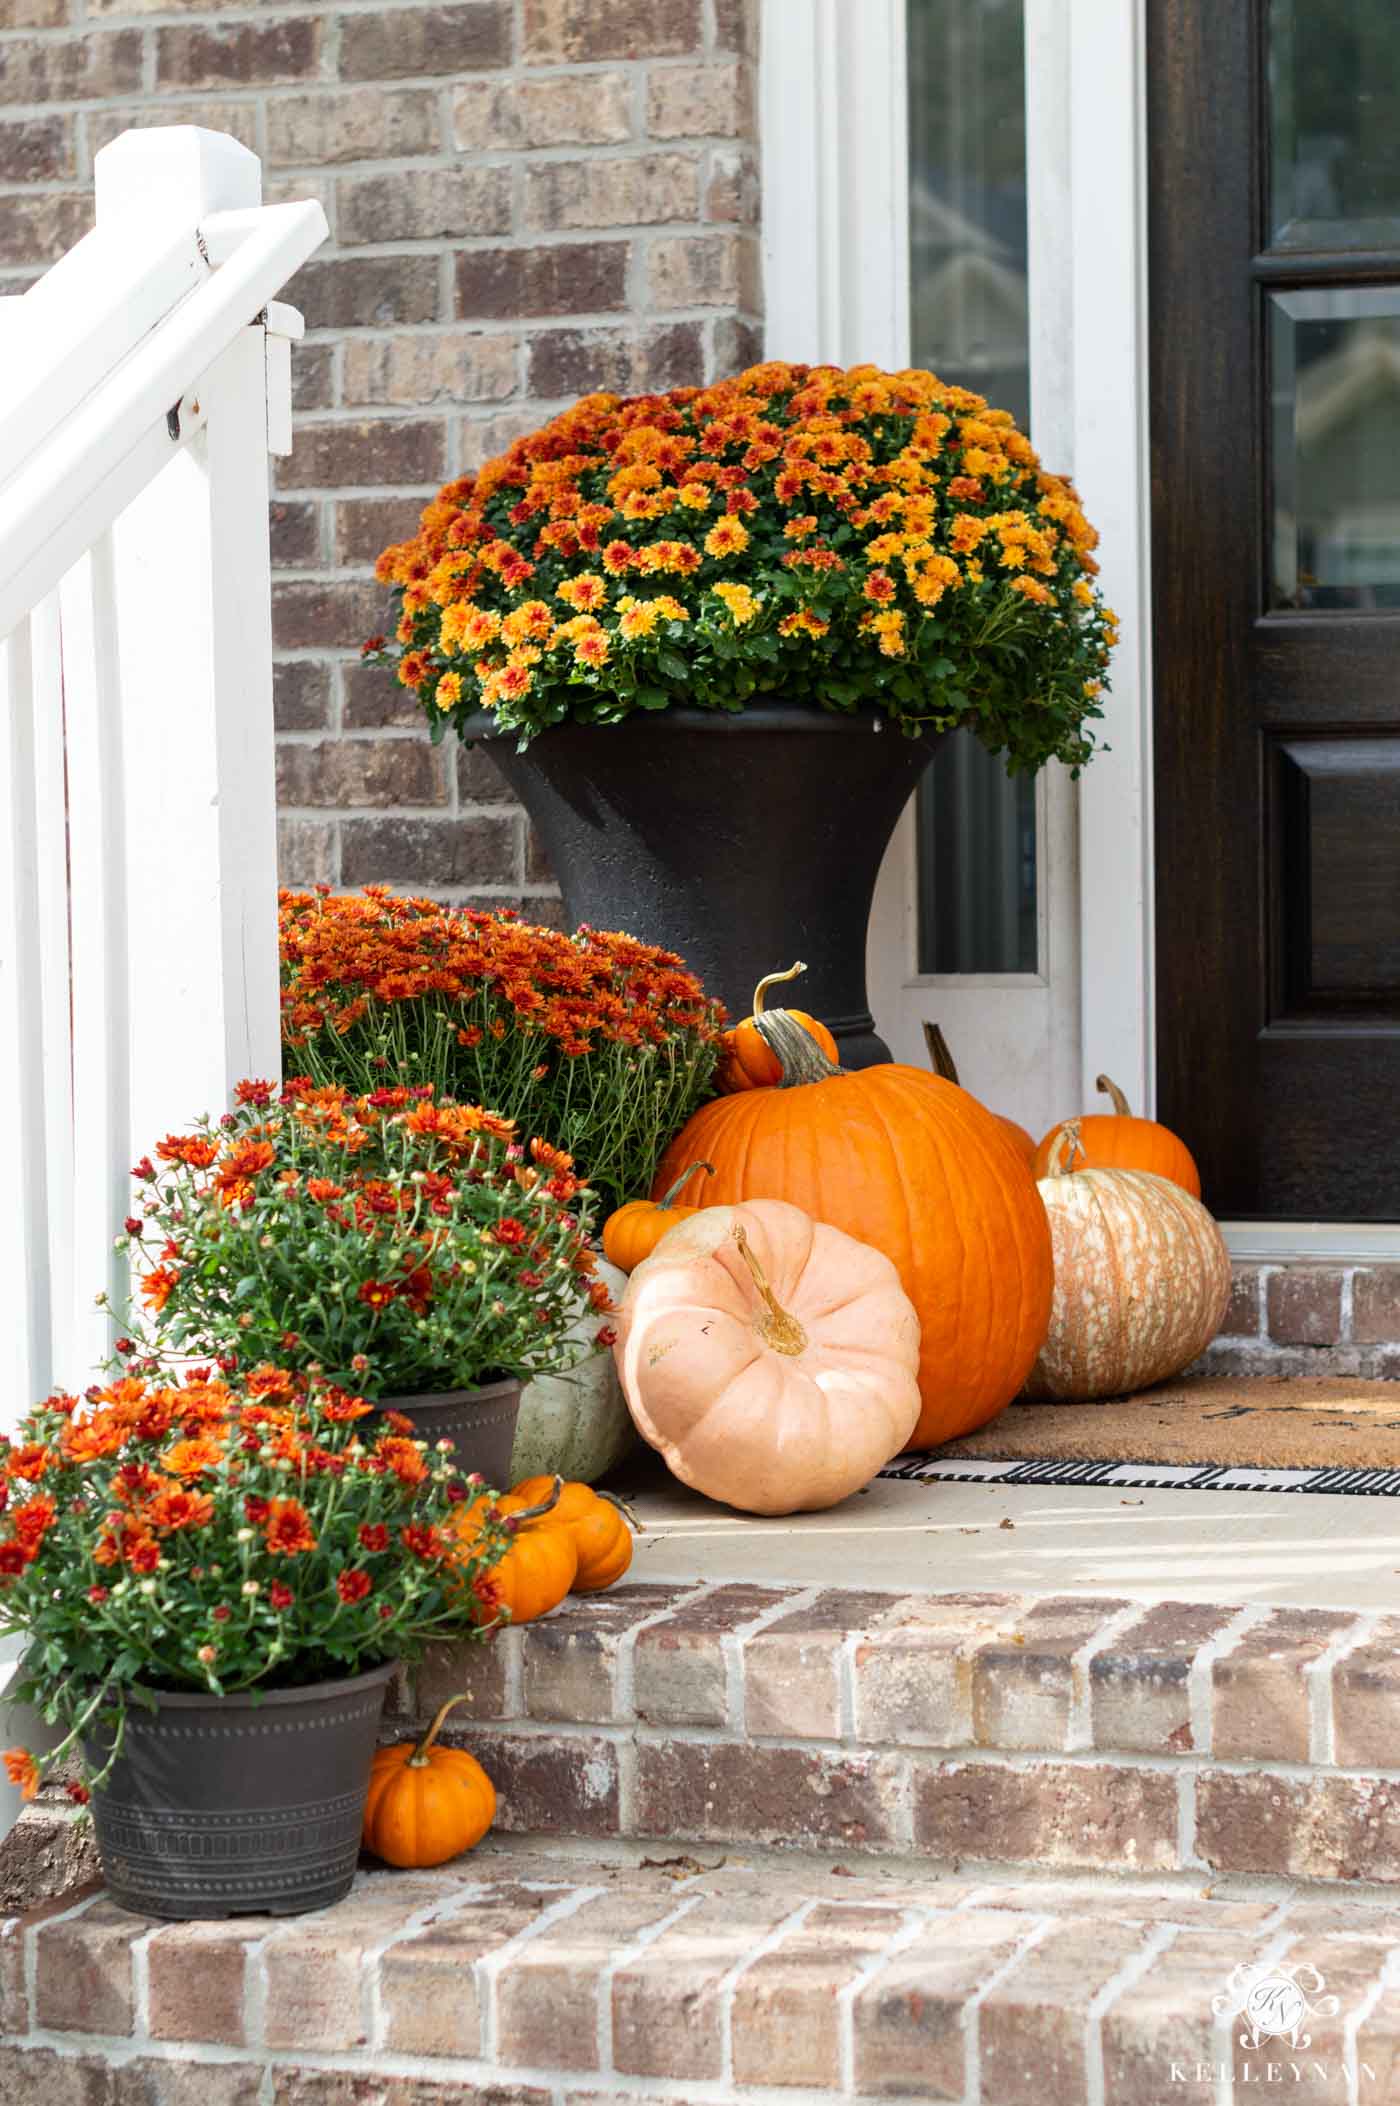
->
xmin=760 ymin=0 xmax=1156 ymax=1121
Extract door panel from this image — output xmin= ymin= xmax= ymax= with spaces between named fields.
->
xmin=1152 ymin=0 xmax=1400 ymax=1219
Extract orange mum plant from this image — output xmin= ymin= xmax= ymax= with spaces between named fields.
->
xmin=369 ymin=359 xmax=1116 ymax=772
xmin=280 ymin=888 xmax=723 ymax=1213
xmin=0 ymin=1366 xmax=511 ymax=1801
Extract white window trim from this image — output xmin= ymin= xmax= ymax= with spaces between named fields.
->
xmin=759 ymin=0 xmax=1156 ymax=1112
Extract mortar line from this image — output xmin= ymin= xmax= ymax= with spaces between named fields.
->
xmin=1186 ymin=1602 xmax=1273 ymax=1756
xmin=1084 ymin=1920 xmax=1180 ymax=2106
xmin=1308 ymin=1611 xmax=1382 ymax=1766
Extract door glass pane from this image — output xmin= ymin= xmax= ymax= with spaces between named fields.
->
xmin=1270 ymin=286 xmax=1400 ymax=609
xmin=907 ymin=0 xmax=1036 ymax=974
xmin=1270 ymin=0 xmax=1400 ymax=249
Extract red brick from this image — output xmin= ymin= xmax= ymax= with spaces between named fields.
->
xmin=972 ymin=1596 xmax=1130 ymax=1752
xmin=453 ymin=71 xmax=631 ymax=151
xmin=496 ymin=1888 xmax=684 ymax=2071
xmin=1330 ymin=1615 xmax=1400 ymax=1767
xmin=647 ymin=60 xmax=753 ymax=138
xmin=157 ymin=19 xmax=320 ymax=87
xmin=852 ymin=1907 xmax=1039 ymax=2098
xmin=458 ymin=744 xmax=517 ymax=803
xmin=1352 ymin=1264 xmax=1400 ymax=1344
xmin=410 ymin=1630 xmax=520 ymax=1723
xmin=648 ymin=233 xmax=741 ymax=308
xmin=914 ymin=1761 xmax=1179 ymax=1873
xmin=262 ymin=1877 xmax=449 ymax=2052
xmin=456 ymin=241 xmax=629 ymax=321
xmin=744 ymin=1590 xmax=902 ymax=1742
xmin=1212 ymin=1607 xmax=1357 ymax=1761
xmin=339 ymin=3 xmax=513 ymax=80
xmin=522 ymin=1583 xmax=696 ymax=1724
xmin=0 ymin=32 xmax=142 ymax=103
xmin=633 ymin=1583 xmax=791 ymax=1728
xmin=707 ymin=145 xmax=761 ymax=226
xmin=34 ymin=1897 xmax=138 ymax=2033
xmin=634 ymin=1739 xmax=905 ymax=1851
xmin=853 ymin=1592 xmax=1024 ymax=1748
xmin=343 ymin=330 xmax=518 ymax=409
xmin=277 ymin=419 xmax=447 ymax=491
xmin=0 ymin=2049 xmax=264 ymax=2106
xmin=1088 ymin=1601 xmax=1237 ymax=1752
xmin=522 ymin=0 xmax=703 ymax=62
xmin=286 ymin=254 xmax=441 ymax=332
xmin=611 ymin=1889 xmax=805 ymax=2082
xmin=1221 ymin=1265 xmax=1263 ymax=1335
xmin=1266 ymin=1266 xmax=1345 ymax=1345
xmin=335 ymin=495 xmax=426 ymax=569
xmin=1100 ymin=1928 xmax=1270 ymax=2104
xmin=266 ymin=89 xmax=438 ymax=167
xmin=339 ymin=815 xmax=520 ymax=888
xmin=713 ymin=0 xmax=758 ymax=56
xmin=0 ymin=194 xmax=90 ymax=268
xmin=0 ymin=116 xmax=75 ymax=183
xmin=5 ymin=0 xmax=69 ymax=21
xmin=338 ymin=166 xmax=512 ymax=246
xmin=277 ymin=818 xmax=336 ymax=887
xmin=521 ymin=152 xmax=700 ymax=231
xmin=86 ymin=100 xmax=261 ymax=159
xmin=1195 ymin=1769 xmax=1400 ymax=1882
xmin=980 ymin=1920 xmax=1153 ymax=2106
xmin=277 ymin=736 xmax=446 ymax=808
xmin=343 ymin=658 xmax=425 ymax=731
xmin=271 ymin=2073 xmax=551 ymax=2106
xmin=526 ymin=321 xmax=704 ymax=398
xmin=379 ymin=1883 xmax=559 ymax=2058
xmin=272 ymin=580 xmax=392 ymax=652
xmin=146 ymin=1918 xmax=266 ymax=2045
xmin=292 ymin=343 xmax=336 ymax=413
xmin=457 ymin=1729 xmax=620 ymax=1837
xmin=732 ymin=1903 xmax=908 ymax=2091
xmin=269 ymin=499 xmax=321 ymax=570
xmin=714 ymin=314 xmax=763 ymax=375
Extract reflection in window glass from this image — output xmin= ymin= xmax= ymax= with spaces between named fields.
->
xmin=907 ymin=0 xmax=1036 ymax=973
xmin=1270 ymin=287 xmax=1400 ymax=610
xmin=1270 ymin=0 xmax=1400 ymax=249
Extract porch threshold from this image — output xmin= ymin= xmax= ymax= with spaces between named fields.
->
xmin=619 ymin=1466 xmax=1400 ymax=1611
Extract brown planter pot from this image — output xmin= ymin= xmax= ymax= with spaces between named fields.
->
xmin=86 ymin=1661 xmax=395 ymax=1920
xmin=375 ymin=1374 xmax=521 ymax=1490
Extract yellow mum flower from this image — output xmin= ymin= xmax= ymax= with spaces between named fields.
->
xmin=713 ymin=582 xmax=759 ymax=626
xmin=704 ymin=517 xmax=749 ymax=558
xmin=677 ymin=482 xmax=712 ymax=510
xmin=618 ymin=601 xmax=660 ymax=640
xmin=435 ymin=671 xmax=463 ymax=711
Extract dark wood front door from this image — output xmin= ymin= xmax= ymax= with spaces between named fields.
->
xmin=1151 ymin=0 xmax=1400 ymax=1219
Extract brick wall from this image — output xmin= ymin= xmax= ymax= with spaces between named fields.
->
xmin=0 ymin=0 xmax=763 ymax=909
xmin=1198 ymin=1260 xmax=1400 ymax=1378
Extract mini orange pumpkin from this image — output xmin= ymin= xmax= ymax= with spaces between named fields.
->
xmin=447 ymin=1481 xmax=577 ymax=1624
xmin=923 ymin=1022 xmax=1036 ymax=1168
xmin=362 ymin=1693 xmax=496 ymax=1868
xmin=601 ymin=1161 xmax=715 ymax=1273
xmin=508 ymin=1475 xmax=634 ymax=1592
xmin=1034 ymin=1075 xmax=1201 ymax=1197
xmin=717 ymin=962 xmax=839 ymax=1091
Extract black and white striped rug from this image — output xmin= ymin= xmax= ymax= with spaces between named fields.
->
xmin=879 ymin=1454 xmax=1400 ymax=1498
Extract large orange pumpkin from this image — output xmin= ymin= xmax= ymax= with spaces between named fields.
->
xmin=923 ymin=1022 xmax=1036 ymax=1169
xmin=652 ymin=1013 xmax=1052 ymax=1448
xmin=1034 ymin=1075 xmax=1201 ymax=1197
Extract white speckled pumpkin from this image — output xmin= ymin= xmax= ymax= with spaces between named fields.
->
xmin=615 ymin=1198 xmax=921 ymax=1514
xmin=1025 ymin=1124 xmax=1231 ymax=1401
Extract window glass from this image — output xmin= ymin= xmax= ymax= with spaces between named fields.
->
xmin=907 ymin=0 xmax=1036 ymax=974
xmin=1270 ymin=0 xmax=1400 ymax=249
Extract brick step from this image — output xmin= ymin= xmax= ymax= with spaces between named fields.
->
xmin=396 ymin=1580 xmax=1400 ymax=1887
xmin=7 ymin=1843 xmax=1400 ymax=2103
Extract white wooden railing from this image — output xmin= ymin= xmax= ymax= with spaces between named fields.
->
xmin=0 ymin=127 xmax=326 ymax=1833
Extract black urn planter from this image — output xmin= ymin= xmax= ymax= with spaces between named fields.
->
xmin=470 ymin=702 xmax=941 ymax=1066
xmin=85 ymin=1661 xmax=396 ymax=1920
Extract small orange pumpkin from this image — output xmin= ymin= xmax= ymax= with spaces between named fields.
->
xmin=508 ymin=1475 xmax=634 ymax=1591
xmin=362 ymin=1693 xmax=496 ymax=1868
xmin=1034 ymin=1075 xmax=1201 ymax=1197
xmin=923 ymin=1022 xmax=1036 ymax=1168
xmin=717 ymin=962 xmax=838 ymax=1091
xmin=601 ymin=1161 xmax=715 ymax=1273
xmin=447 ymin=1481 xmax=577 ymax=1624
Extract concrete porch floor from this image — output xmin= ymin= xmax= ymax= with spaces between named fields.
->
xmin=618 ymin=1465 xmax=1400 ymax=1611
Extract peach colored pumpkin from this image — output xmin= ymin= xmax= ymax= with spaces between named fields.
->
xmin=614 ymin=1198 xmax=921 ymax=1515
xmin=1025 ymin=1124 xmax=1230 ymax=1401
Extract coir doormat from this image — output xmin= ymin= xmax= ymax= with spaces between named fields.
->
xmin=880 ymin=1376 xmax=1400 ymax=1498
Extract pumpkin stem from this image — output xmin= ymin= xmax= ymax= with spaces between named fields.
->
xmin=656 ymin=1160 xmax=716 ymax=1213
xmin=731 ymin=1222 xmax=809 ymax=1356
xmin=751 ymin=961 xmax=807 ymax=1018
xmin=752 ymin=1008 xmax=844 ymax=1088
xmin=1096 ymin=1074 xmax=1133 ymax=1118
xmin=409 ymin=1690 xmax=472 ymax=1766
xmin=506 ymin=1476 xmax=565 ymax=1526
xmin=596 ymin=1488 xmax=642 ymax=1532
xmin=923 ymin=1021 xmax=960 ymax=1085
xmin=1046 ymin=1118 xmax=1087 ymax=1176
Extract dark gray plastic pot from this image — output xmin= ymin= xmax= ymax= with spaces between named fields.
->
xmin=86 ymin=1660 xmax=395 ymax=1920
xmin=375 ymin=1374 xmax=521 ymax=1490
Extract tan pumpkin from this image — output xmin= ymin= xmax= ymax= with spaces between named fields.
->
xmin=362 ymin=1694 xmax=496 ymax=1868
xmin=922 ymin=1022 xmax=1036 ymax=1168
xmin=615 ymin=1197 xmax=921 ymax=1514
xmin=1025 ymin=1123 xmax=1231 ymax=1401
